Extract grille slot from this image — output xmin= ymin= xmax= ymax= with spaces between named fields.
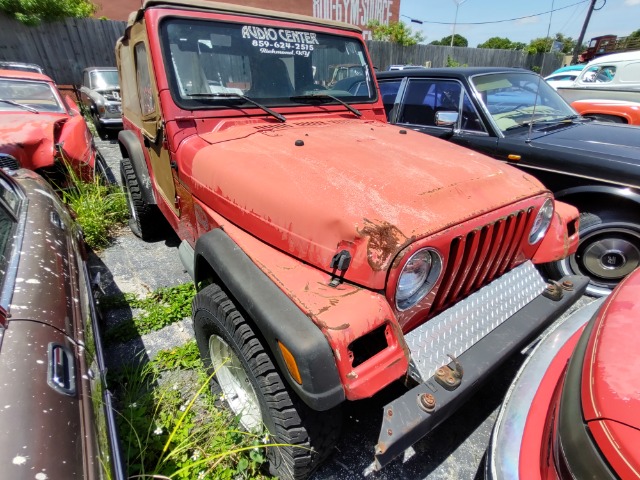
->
xmin=430 ymin=209 xmax=533 ymax=316
xmin=0 ymin=154 xmax=18 ymax=170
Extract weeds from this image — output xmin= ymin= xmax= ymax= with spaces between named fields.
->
xmin=104 ymin=283 xmax=197 ymax=343
xmin=61 ymin=162 xmax=128 ymax=249
xmin=111 ymin=343 xmax=273 ymax=479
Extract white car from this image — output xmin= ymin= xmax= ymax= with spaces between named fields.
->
xmin=544 ymin=70 xmax=581 ymax=90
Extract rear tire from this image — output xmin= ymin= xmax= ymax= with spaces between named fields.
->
xmin=120 ymin=156 xmax=163 ymax=241
xmin=545 ymin=212 xmax=640 ymax=296
xmin=193 ymin=283 xmax=342 ymax=480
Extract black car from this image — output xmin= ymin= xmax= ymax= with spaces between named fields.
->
xmin=377 ymin=67 xmax=640 ymax=296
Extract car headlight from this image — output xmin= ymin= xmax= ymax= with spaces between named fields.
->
xmin=106 ymin=104 xmax=120 ymax=113
xmin=396 ymin=248 xmax=442 ymax=311
xmin=528 ymin=198 xmax=554 ymax=244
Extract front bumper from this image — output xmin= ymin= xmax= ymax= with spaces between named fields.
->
xmin=98 ymin=116 xmax=123 ymax=128
xmin=374 ymin=262 xmax=589 ymax=469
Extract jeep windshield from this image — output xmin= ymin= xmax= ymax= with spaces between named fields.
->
xmin=471 ymin=72 xmax=576 ymax=134
xmin=160 ymin=18 xmax=376 ymax=110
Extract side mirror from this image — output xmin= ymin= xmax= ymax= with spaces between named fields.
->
xmin=64 ymin=95 xmax=81 ymax=116
xmin=435 ymin=110 xmax=458 ymax=127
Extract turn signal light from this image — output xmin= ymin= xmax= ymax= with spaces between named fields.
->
xmin=278 ymin=341 xmax=302 ymax=384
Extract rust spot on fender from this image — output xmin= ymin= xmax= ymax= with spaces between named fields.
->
xmin=318 ymin=320 xmax=350 ymax=330
xmin=346 ymin=371 xmax=358 ymax=379
xmin=358 ymin=219 xmax=408 ymax=271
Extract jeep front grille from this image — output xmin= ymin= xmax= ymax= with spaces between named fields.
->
xmin=429 ymin=208 xmax=534 ymax=317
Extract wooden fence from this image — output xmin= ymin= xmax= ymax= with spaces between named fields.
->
xmin=366 ymin=41 xmax=563 ymax=76
xmin=0 ymin=15 xmax=562 ymax=86
xmin=0 ymin=14 xmax=126 ymax=85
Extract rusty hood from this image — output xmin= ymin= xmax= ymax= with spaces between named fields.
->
xmin=188 ymin=118 xmax=545 ymax=288
xmin=0 ymin=112 xmax=65 ymax=170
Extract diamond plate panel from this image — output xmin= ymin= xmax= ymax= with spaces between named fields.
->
xmin=404 ymin=261 xmax=546 ymax=381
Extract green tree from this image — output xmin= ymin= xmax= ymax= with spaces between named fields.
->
xmin=0 ymin=0 xmax=96 ymax=25
xmin=430 ymin=34 xmax=468 ymax=47
xmin=527 ymin=33 xmax=576 ymax=54
xmin=477 ymin=36 xmax=525 ymax=50
xmin=629 ymin=29 xmax=640 ymax=39
xmin=366 ymin=20 xmax=424 ymax=46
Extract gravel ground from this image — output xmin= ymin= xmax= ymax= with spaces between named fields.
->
xmin=92 ymin=137 xmax=595 ymax=480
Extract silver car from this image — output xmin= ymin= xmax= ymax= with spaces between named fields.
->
xmin=79 ymin=67 xmax=122 ymax=139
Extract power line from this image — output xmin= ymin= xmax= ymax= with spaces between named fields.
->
xmin=405 ymin=0 xmax=589 ymax=25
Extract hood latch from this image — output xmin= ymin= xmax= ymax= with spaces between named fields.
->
xmin=329 ymin=250 xmax=351 ymax=287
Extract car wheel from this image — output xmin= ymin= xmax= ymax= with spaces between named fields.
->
xmin=545 ymin=212 xmax=640 ymax=296
xmin=92 ymin=113 xmax=107 ymax=140
xmin=94 ymin=151 xmax=115 ymax=185
xmin=193 ymin=283 xmax=342 ymax=480
xmin=120 ymin=157 xmax=163 ymax=240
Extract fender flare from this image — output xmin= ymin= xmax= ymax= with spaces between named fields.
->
xmin=117 ymin=130 xmax=156 ymax=205
xmin=554 ymin=184 xmax=640 ymax=209
xmin=193 ymin=229 xmax=345 ymax=411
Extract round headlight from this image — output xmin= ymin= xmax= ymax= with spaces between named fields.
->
xmin=396 ymin=248 xmax=442 ymax=311
xmin=529 ymin=198 xmax=554 ymax=244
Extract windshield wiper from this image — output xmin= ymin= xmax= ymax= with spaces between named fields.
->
xmin=290 ymin=94 xmax=362 ymax=117
xmin=187 ymin=92 xmax=285 ymax=122
xmin=0 ymin=99 xmax=39 ymax=113
xmin=505 ymin=115 xmax=578 ymax=131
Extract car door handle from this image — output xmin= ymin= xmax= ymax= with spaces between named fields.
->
xmin=47 ymin=343 xmax=76 ymax=396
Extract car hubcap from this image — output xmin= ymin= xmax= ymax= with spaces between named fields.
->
xmin=570 ymin=224 xmax=640 ymax=292
xmin=208 ymin=335 xmax=262 ymax=432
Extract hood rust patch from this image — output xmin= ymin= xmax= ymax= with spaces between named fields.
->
xmin=358 ymin=219 xmax=409 ymax=271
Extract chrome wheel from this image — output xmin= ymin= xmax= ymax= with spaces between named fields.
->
xmin=208 ymin=334 xmax=262 ymax=432
xmin=557 ymin=215 xmax=640 ymax=296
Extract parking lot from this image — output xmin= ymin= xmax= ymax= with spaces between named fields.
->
xmin=94 ymin=138 xmax=594 ymax=480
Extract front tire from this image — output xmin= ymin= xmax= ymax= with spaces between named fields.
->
xmin=193 ymin=284 xmax=342 ymax=480
xmin=120 ymin=157 xmax=163 ymax=241
xmin=545 ymin=212 xmax=640 ymax=296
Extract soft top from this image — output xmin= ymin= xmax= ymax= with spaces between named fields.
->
xmin=126 ymin=0 xmax=362 ymax=34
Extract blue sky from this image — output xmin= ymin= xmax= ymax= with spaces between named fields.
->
xmin=399 ymin=0 xmax=640 ymax=47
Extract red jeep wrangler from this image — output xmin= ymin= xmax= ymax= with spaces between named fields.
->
xmin=116 ymin=1 xmax=585 ymax=478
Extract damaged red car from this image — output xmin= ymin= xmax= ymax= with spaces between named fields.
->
xmin=488 ymin=267 xmax=640 ymax=479
xmin=0 ymin=69 xmax=106 ymax=184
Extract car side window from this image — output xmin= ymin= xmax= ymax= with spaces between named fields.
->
xmin=379 ymin=80 xmax=401 ymax=118
xmin=135 ymin=42 xmax=156 ymax=116
xmin=398 ymin=79 xmax=437 ymax=125
xmin=398 ymin=79 xmax=483 ymax=132
xmin=581 ymin=65 xmax=616 ymax=83
xmin=0 ymin=177 xmax=19 ymax=283
xmin=460 ymin=92 xmax=485 ymax=133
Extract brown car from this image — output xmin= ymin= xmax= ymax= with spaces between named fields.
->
xmin=0 ymin=164 xmax=124 ymax=479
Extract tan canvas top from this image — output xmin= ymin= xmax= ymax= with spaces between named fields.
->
xmin=126 ymin=0 xmax=362 ymax=35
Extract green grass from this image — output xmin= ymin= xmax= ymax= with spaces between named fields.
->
xmin=61 ymin=163 xmax=128 ymax=250
xmin=104 ymin=283 xmax=197 ymax=343
xmin=111 ymin=342 xmax=274 ymax=480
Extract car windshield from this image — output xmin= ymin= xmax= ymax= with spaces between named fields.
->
xmin=160 ymin=18 xmax=376 ymax=108
xmin=0 ymin=79 xmax=64 ymax=113
xmin=471 ymin=72 xmax=576 ymax=133
xmin=90 ymin=70 xmax=119 ymax=89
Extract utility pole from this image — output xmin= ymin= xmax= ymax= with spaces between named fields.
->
xmin=572 ymin=0 xmax=598 ymax=64
xmin=450 ymin=0 xmax=469 ymax=48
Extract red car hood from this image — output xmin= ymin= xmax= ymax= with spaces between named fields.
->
xmin=0 ymin=112 xmax=64 ymax=169
xmin=582 ymin=269 xmax=640 ymax=429
xmin=187 ymin=118 xmax=546 ymax=288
